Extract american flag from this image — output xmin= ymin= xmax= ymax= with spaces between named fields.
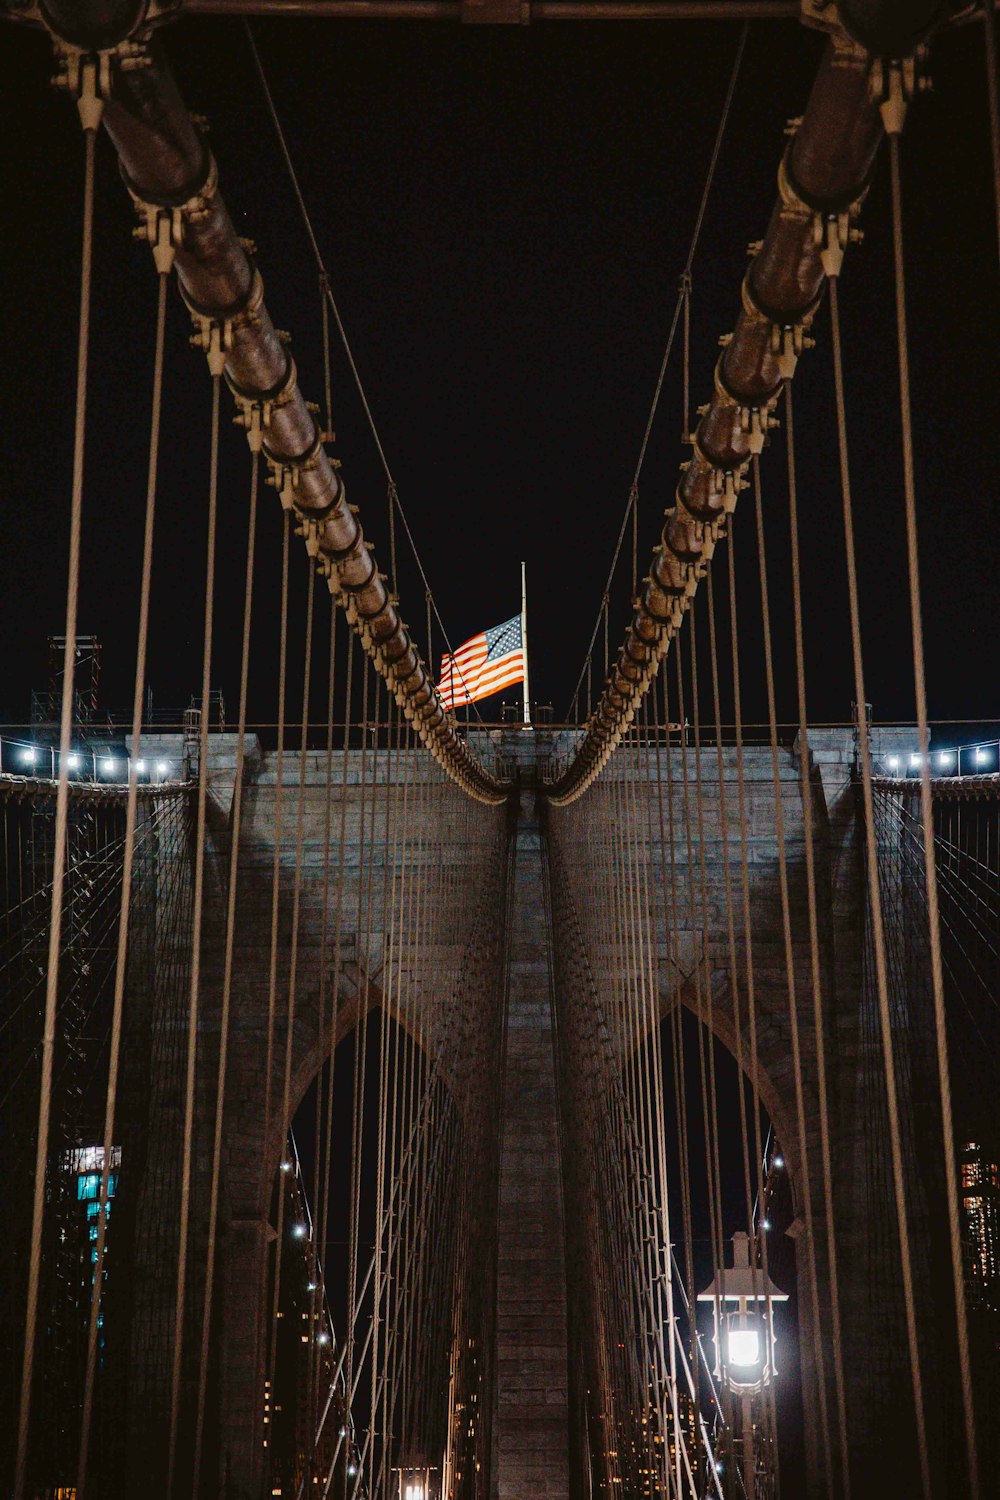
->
xmin=438 ymin=615 xmax=525 ymax=712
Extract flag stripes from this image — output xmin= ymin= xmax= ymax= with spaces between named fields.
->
xmin=439 ymin=614 xmax=525 ymax=711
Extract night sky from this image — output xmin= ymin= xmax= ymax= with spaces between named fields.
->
xmin=0 ymin=9 xmax=997 ymax=736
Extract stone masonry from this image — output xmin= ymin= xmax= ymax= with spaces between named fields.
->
xmin=117 ymin=724 xmax=939 ymax=1498
xmin=495 ymin=789 xmax=571 ymax=1498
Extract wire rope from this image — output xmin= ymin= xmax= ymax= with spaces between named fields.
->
xmin=751 ymin=453 xmax=833 ymax=1485
xmin=887 ymin=128 xmax=980 ymax=1496
xmin=828 ymin=272 xmax=932 ymax=1500
xmin=565 ymin=19 xmax=748 ymax=717
xmin=782 ymin=381 xmax=851 ymax=1498
xmin=242 ymin=22 xmax=487 ymax=725
xmin=191 ymin=449 xmax=260 ymax=1493
xmin=76 ymin=263 xmax=169 ymax=1500
xmin=14 ymin=107 xmax=99 ymax=1500
xmin=167 ymin=370 xmax=222 ymax=1498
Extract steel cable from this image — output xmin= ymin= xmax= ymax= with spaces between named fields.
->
xmin=14 ymin=110 xmax=98 ymax=1500
xmin=828 ymin=272 xmax=932 ymax=1500
xmin=167 ymin=370 xmax=222 ymax=1498
xmin=887 ymin=128 xmax=980 ymax=1497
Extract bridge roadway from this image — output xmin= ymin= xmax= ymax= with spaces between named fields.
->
xmin=116 ymin=720 xmax=935 ymax=1496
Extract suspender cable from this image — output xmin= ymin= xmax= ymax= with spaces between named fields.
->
xmin=751 ymin=455 xmax=832 ymax=1486
xmin=685 ymin=607 xmax=729 ymax=1280
xmin=77 ymin=264 xmax=170 ymax=1500
xmin=783 ymin=382 xmax=851 ymax=1497
xmin=266 ymin=557 xmax=317 ymax=1488
xmin=191 ymin=449 xmax=260 ymax=1495
xmin=76 ymin=31 xmax=501 ymax=800
xmin=724 ymin=520 xmax=780 ymax=1467
xmin=308 ymin=603 xmax=339 ymax=1463
xmin=262 ymin=510 xmax=292 ymax=1262
xmin=15 ymin=85 xmax=100 ymax=1500
xmin=167 ymin=369 xmax=222 ymax=1499
xmin=564 ymin=20 xmax=747 ymax=721
xmin=552 ymin=21 xmax=943 ymax=803
xmin=828 ymin=273 xmax=932 ymax=1500
xmin=886 ymin=125 xmax=980 ymax=1497
xmin=982 ymin=0 xmax=1000 ymax=268
xmin=244 ymin=21 xmax=495 ymax=740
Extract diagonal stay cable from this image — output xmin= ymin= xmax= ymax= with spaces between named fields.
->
xmin=564 ymin=18 xmax=748 ymax=719
xmin=243 ymin=23 xmax=488 ymax=724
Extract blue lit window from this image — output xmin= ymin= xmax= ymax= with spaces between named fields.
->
xmin=77 ymin=1173 xmax=118 ymax=1202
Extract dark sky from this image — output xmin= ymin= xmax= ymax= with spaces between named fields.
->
xmin=0 ymin=8 xmax=997 ymax=734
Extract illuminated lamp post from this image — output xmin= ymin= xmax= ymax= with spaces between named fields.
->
xmin=698 ymin=1231 xmax=788 ymax=1500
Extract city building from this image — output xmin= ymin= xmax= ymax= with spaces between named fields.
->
xmin=959 ymin=1141 xmax=999 ymax=1317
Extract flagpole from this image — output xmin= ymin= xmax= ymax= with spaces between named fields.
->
xmin=521 ymin=560 xmax=531 ymax=727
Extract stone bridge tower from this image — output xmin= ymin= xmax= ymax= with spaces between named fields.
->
xmin=115 ymin=722 xmax=944 ymax=1498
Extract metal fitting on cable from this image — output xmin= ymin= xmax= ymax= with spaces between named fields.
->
xmin=125 ymin=156 xmax=221 ymax=277
xmin=52 ymin=30 xmax=152 ymax=131
xmin=871 ymin=51 xmax=931 ymax=137
xmin=738 ymin=403 xmax=777 ymax=457
xmin=131 ymin=205 xmax=180 ymax=275
xmin=264 ymin=460 xmax=298 ymax=511
xmin=52 ymin=49 xmax=108 ymax=132
xmin=232 ymin=396 xmax=273 ymax=455
xmin=769 ymin=320 xmax=815 ymax=380
xmin=812 ymin=205 xmax=864 ymax=278
xmin=714 ymin=466 xmax=749 ymax=514
xmin=188 ymin=311 xmax=231 ymax=377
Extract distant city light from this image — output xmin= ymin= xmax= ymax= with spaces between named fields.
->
xmin=280 ymin=1160 xmax=293 ymax=1173
xmin=772 ymin=1155 xmax=784 ymax=1170
xmin=760 ymin=1217 xmax=772 ymax=1231
xmin=306 ymin=1281 xmax=317 ymax=1292
xmin=292 ymin=1223 xmax=307 ymax=1239
xmin=316 ymin=1331 xmax=330 ymax=1345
